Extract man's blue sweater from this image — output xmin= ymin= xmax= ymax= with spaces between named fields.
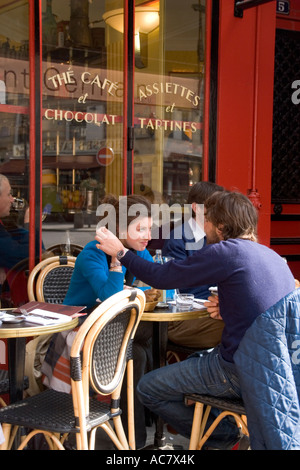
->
xmin=120 ymin=238 xmax=295 ymax=363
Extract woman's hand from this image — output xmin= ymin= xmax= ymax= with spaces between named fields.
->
xmin=204 ymin=295 xmax=223 ymax=320
xmin=95 ymin=226 xmax=125 ymax=257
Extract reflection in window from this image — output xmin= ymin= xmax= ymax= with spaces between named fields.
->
xmin=133 ymin=0 xmax=206 ymax=207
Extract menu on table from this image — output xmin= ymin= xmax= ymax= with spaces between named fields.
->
xmin=0 ymin=301 xmax=86 ymax=326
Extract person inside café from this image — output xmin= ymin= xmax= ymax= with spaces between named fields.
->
xmin=42 ymin=193 xmax=156 ymax=449
xmin=0 ymin=174 xmax=38 ymax=307
xmin=162 ymin=181 xmax=225 ymax=350
xmin=95 ymin=190 xmax=296 ymax=449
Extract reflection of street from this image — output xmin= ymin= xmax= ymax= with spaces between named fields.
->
xmin=42 ymin=223 xmax=96 ymax=251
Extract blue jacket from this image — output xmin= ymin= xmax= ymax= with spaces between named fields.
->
xmin=234 ymin=289 xmax=300 ymax=450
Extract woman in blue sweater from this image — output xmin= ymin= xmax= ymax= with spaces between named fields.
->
xmin=42 ymin=194 xmax=154 ymax=448
xmin=63 ymin=197 xmax=153 ymax=309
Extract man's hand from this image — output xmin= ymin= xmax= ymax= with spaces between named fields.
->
xmin=204 ymin=295 xmax=222 ymax=320
xmin=95 ymin=226 xmax=125 ymax=257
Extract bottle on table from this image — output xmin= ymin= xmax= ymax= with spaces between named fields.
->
xmin=154 ymin=249 xmax=166 ymax=303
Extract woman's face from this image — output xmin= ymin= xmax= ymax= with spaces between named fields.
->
xmin=122 ymin=216 xmax=152 ymax=251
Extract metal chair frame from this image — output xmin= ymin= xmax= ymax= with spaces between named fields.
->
xmin=0 ymin=289 xmax=146 ymax=450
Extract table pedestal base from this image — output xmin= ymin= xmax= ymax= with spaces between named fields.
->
xmin=7 ymin=337 xmax=26 ymax=449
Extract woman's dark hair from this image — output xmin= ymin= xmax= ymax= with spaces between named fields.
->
xmin=97 ymin=194 xmax=152 ymax=236
xmin=205 ymin=191 xmax=258 ymax=241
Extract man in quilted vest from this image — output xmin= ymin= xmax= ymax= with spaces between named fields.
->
xmin=95 ymin=190 xmax=296 ymax=449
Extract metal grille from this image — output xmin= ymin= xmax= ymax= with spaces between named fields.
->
xmin=272 ymin=29 xmax=300 ymax=203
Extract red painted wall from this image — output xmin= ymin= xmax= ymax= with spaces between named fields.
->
xmin=215 ymin=0 xmax=276 ymax=246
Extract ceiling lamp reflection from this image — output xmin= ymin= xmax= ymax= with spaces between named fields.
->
xmin=102 ymin=5 xmax=160 ymax=34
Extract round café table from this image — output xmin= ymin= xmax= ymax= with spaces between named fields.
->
xmin=0 ymin=314 xmax=79 ymax=404
xmin=141 ymin=303 xmax=209 ymax=448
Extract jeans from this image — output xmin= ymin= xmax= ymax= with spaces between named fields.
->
xmin=137 ymin=346 xmax=241 ymax=448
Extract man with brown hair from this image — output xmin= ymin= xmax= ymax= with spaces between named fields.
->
xmin=95 ymin=190 xmax=295 ymax=448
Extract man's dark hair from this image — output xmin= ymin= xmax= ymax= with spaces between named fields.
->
xmin=205 ymin=191 xmax=258 ymax=241
xmin=187 ymin=181 xmax=225 ymax=205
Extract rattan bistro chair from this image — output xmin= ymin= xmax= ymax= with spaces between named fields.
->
xmin=185 ymin=393 xmax=249 ymax=450
xmin=24 ymin=256 xmax=76 ymax=397
xmin=0 ymin=289 xmax=146 ymax=450
xmin=27 ymin=255 xmax=76 ymax=303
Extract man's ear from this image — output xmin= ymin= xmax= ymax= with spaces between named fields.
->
xmin=191 ymin=202 xmax=202 ymax=216
xmin=191 ymin=202 xmax=198 ymax=214
xmin=216 ymin=225 xmax=224 ymax=240
xmin=192 ymin=202 xmax=204 ymax=224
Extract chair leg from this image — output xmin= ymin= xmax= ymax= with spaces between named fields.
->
xmin=189 ymin=401 xmax=249 ymax=451
xmin=126 ymin=359 xmax=135 ymax=450
xmin=232 ymin=414 xmax=249 ymax=436
xmin=197 ymin=410 xmax=248 ymax=450
xmin=89 ymin=428 xmax=97 ymax=450
xmin=241 ymin=414 xmax=248 ymax=432
xmin=7 ymin=425 xmax=20 ymax=450
xmin=96 ymin=421 xmax=128 ymax=450
xmin=166 ymin=351 xmax=181 ymax=363
xmin=0 ymin=423 xmax=12 ymax=450
xmin=72 ymin=380 xmax=89 ymax=450
xmin=198 ymin=405 xmax=212 ymax=445
xmin=17 ymin=430 xmax=65 ymax=450
xmin=112 ymin=415 xmax=130 ymax=449
xmin=189 ymin=402 xmax=204 ymax=450
xmin=0 ymin=397 xmax=7 ymax=408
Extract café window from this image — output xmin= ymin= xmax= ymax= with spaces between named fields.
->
xmin=0 ymin=0 xmax=30 ymax=308
xmin=40 ymin=0 xmax=207 ymax=247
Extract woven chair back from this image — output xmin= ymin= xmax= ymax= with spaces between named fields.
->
xmin=71 ymin=289 xmax=144 ymax=398
xmin=42 ymin=265 xmax=74 ymax=303
xmin=90 ymin=307 xmax=135 ymax=394
xmin=27 ymin=255 xmax=76 ymax=303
